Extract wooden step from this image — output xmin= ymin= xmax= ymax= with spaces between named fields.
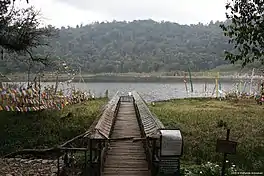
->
xmin=105 ymin=155 xmax=146 ymax=160
xmin=104 ymin=162 xmax=148 ymax=168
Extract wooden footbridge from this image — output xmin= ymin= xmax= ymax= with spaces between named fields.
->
xmin=3 ymin=91 xmax=183 ymax=176
xmin=86 ymin=91 xmax=183 ymax=176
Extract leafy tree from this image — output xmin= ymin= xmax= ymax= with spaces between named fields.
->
xmin=0 ymin=0 xmax=57 ymax=85
xmin=45 ymin=20 xmax=232 ymax=73
xmin=220 ymin=0 xmax=264 ymax=67
xmin=1 ymin=19 xmax=234 ymax=73
xmin=0 ymin=0 xmax=57 ymax=63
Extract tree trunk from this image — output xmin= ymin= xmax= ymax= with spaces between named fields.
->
xmin=27 ymin=63 xmax=31 ymax=88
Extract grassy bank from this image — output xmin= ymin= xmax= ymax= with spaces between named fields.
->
xmin=0 ymin=98 xmax=107 ymax=156
xmin=149 ymin=98 xmax=264 ymax=171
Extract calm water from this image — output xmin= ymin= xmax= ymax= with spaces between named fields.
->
xmin=8 ymin=81 xmax=255 ymax=102
xmin=32 ymin=81 xmax=236 ymax=102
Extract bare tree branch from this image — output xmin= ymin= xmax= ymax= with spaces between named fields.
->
xmin=0 ymin=3 xmax=58 ymax=54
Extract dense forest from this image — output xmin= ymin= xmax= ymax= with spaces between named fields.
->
xmin=0 ymin=20 xmax=233 ymax=74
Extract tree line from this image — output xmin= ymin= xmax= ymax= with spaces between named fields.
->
xmin=1 ymin=0 xmax=264 ymax=75
xmin=1 ymin=20 xmax=233 ymax=74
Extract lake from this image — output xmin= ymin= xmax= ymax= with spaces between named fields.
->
xmin=44 ymin=81 xmax=239 ymax=102
xmin=9 ymin=81 xmax=256 ymax=102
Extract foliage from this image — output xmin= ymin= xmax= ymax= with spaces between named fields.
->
xmin=0 ymin=0 xmax=57 ymax=72
xmin=1 ymin=7 xmax=54 ymax=51
xmin=221 ymin=0 xmax=264 ymax=68
xmin=0 ymin=98 xmax=107 ymax=156
xmin=149 ymin=98 xmax=264 ymax=171
xmin=0 ymin=0 xmax=56 ymax=51
xmin=1 ymin=20 xmax=234 ymax=74
xmin=181 ymin=162 xmax=237 ymax=176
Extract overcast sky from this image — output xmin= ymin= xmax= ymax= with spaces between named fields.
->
xmin=19 ymin=0 xmax=227 ymax=27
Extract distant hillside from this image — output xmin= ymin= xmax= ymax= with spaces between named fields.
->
xmin=210 ymin=61 xmax=264 ymax=74
xmin=1 ymin=20 xmax=234 ymax=74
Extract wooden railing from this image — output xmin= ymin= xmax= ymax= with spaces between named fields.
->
xmin=132 ymin=91 xmax=165 ymax=176
xmin=3 ymin=92 xmax=170 ymax=176
xmin=87 ymin=92 xmax=122 ymax=176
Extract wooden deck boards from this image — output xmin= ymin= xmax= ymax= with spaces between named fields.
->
xmin=102 ymin=102 xmax=150 ymax=176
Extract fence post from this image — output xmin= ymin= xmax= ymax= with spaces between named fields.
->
xmin=57 ymin=155 xmax=60 ymax=175
xmin=221 ymin=129 xmax=230 ymax=176
xmin=85 ymin=150 xmax=87 ymax=171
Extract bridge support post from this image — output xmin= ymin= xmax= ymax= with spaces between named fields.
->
xmin=97 ymin=140 xmax=102 ymax=175
xmin=89 ymin=139 xmax=94 ymax=176
xmin=84 ymin=150 xmax=87 ymax=171
xmin=151 ymin=138 xmax=159 ymax=176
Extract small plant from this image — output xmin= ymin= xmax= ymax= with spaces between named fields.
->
xmin=181 ymin=161 xmax=237 ymax=176
xmin=217 ymin=120 xmax=227 ymax=128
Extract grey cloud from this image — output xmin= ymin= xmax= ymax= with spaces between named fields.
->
xmin=54 ymin=0 xmax=226 ymax=24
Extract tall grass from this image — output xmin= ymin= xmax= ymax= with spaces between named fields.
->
xmin=149 ymin=98 xmax=264 ymax=171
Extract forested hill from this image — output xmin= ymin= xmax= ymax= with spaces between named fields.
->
xmin=2 ymin=20 xmax=233 ymax=73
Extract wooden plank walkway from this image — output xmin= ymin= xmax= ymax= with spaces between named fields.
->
xmin=102 ymin=102 xmax=150 ymax=176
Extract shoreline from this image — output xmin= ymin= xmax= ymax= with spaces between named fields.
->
xmin=1 ymin=75 xmax=263 ymax=83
